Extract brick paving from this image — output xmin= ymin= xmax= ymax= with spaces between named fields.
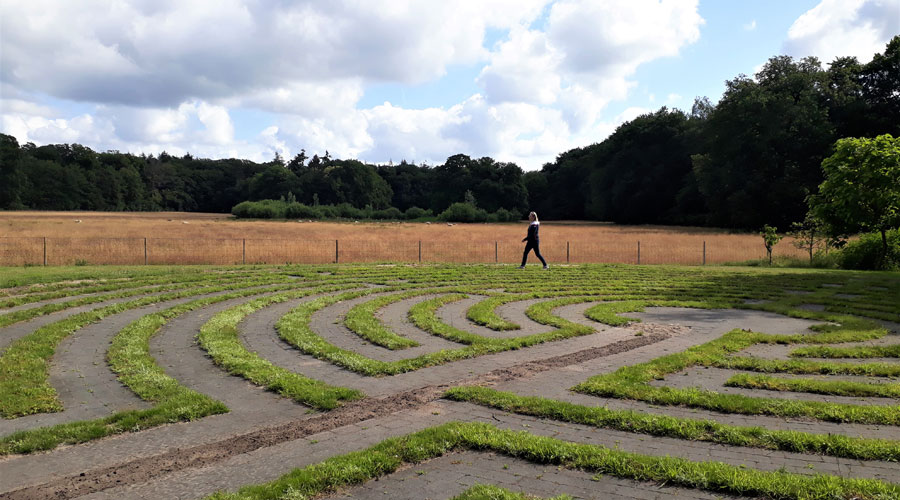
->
xmin=1 ymin=275 xmax=898 ymax=500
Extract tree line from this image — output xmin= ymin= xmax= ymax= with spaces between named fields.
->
xmin=1 ymin=37 xmax=897 ymax=231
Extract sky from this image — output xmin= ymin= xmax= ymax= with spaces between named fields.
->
xmin=1 ymin=0 xmax=897 ymax=170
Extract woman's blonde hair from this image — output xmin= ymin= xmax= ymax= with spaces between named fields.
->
xmin=529 ymin=211 xmax=538 ymax=222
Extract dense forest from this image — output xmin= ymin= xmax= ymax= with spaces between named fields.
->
xmin=1 ymin=37 xmax=897 ymax=230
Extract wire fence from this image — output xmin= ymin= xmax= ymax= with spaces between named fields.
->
xmin=0 ymin=236 xmax=806 ymax=267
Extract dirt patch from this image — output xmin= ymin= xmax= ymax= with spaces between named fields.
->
xmin=2 ymin=333 xmax=667 ymax=500
xmin=625 ymin=322 xmax=691 ymax=337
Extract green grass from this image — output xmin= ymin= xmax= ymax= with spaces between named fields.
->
xmin=451 ymin=484 xmax=573 ymax=500
xmin=0 ymin=277 xmax=299 ymax=418
xmin=342 ymin=288 xmax=442 ymax=349
xmin=791 ymin=344 xmax=900 ymax=359
xmin=197 ymin=287 xmax=365 ymax=409
xmin=573 ymin=323 xmax=900 ymax=425
xmin=725 ymin=373 xmax=900 ymax=399
xmin=204 ymin=421 xmax=900 ymax=500
xmin=445 ymin=386 xmax=900 ymax=462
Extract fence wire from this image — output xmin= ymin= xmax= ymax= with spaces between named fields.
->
xmin=0 ymin=237 xmax=809 ymax=267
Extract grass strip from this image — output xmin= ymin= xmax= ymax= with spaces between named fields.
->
xmin=725 ymin=373 xmax=900 ymax=399
xmin=791 ymin=345 xmax=900 ymax=359
xmin=0 ymin=284 xmax=311 ymax=454
xmin=0 ymin=278 xmax=296 ymax=418
xmin=342 ymin=289 xmax=432 ymax=349
xmin=451 ymin=484 xmax=572 ymax=500
xmin=719 ymin=356 xmax=900 ymax=377
xmin=278 ymin=292 xmax=600 ymax=376
xmin=573 ymin=327 xmax=900 ymax=425
xmin=198 ymin=287 xmax=364 ymax=409
xmin=445 ymin=386 xmax=900 ymax=462
xmin=467 ymin=295 xmax=522 ymax=331
xmin=205 ymin=421 xmax=900 ymax=500
xmin=0 ymin=273 xmax=293 ymax=328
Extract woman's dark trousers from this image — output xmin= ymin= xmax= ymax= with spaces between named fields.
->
xmin=521 ymin=241 xmax=547 ymax=267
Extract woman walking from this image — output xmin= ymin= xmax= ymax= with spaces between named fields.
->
xmin=519 ymin=211 xmax=548 ymax=269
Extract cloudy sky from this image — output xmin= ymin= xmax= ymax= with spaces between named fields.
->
xmin=1 ymin=0 xmax=897 ymax=170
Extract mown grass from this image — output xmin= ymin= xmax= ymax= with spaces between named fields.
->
xmin=445 ymin=386 xmax=900 ymax=462
xmin=725 ymin=373 xmax=900 ymax=399
xmin=197 ymin=287 xmax=365 ymax=409
xmin=0 ymin=277 xmax=300 ymax=418
xmin=205 ymin=421 xmax=900 ymax=500
xmin=791 ymin=344 xmax=900 ymax=359
xmin=452 ymin=484 xmax=573 ymax=500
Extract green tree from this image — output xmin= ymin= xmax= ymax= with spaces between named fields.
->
xmin=809 ymin=134 xmax=900 ymax=265
xmin=760 ymin=225 xmax=782 ymax=265
xmin=788 ymin=213 xmax=827 ymax=264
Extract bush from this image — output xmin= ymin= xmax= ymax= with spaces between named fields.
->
xmin=438 ymin=202 xmax=488 ymax=223
xmin=405 ymin=206 xmax=430 ymax=220
xmin=247 ymin=200 xmax=285 ymax=219
xmin=231 ymin=201 xmax=255 ymax=218
xmin=837 ymin=230 xmax=900 ymax=270
xmin=372 ymin=207 xmax=403 ymax=220
xmin=336 ymin=203 xmax=362 ymax=219
xmin=284 ymin=203 xmax=323 ymax=219
xmin=318 ymin=205 xmax=339 ymax=218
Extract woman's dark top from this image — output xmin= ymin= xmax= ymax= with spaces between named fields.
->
xmin=526 ymin=222 xmax=540 ymax=243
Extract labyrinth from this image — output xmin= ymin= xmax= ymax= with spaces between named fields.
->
xmin=0 ymin=264 xmax=898 ymax=500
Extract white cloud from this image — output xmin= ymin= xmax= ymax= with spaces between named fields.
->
xmin=784 ymin=0 xmax=899 ymax=63
xmin=744 ymin=20 xmax=757 ymax=31
xmin=0 ymin=0 xmax=705 ymax=170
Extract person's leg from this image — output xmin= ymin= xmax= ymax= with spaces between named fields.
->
xmin=533 ymin=242 xmax=548 ymax=267
xmin=520 ymin=242 xmax=533 ymax=267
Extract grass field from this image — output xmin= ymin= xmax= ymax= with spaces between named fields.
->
xmin=0 ymin=211 xmax=808 ymax=266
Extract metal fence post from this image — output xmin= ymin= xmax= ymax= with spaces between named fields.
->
xmin=637 ymin=240 xmax=641 ymax=265
xmin=418 ymin=240 xmax=422 ymax=263
xmin=702 ymin=241 xmax=706 ymax=265
xmin=144 ymin=238 xmax=148 ymax=265
xmin=495 ymin=241 xmax=498 ymax=263
xmin=567 ymin=241 xmax=570 ymax=263
xmin=43 ymin=237 xmax=47 ymax=266
xmin=242 ymin=239 xmax=246 ymax=265
xmin=335 ymin=239 xmax=339 ymax=263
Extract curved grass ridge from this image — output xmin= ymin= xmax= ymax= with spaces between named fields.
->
xmin=205 ymin=421 xmax=900 ymax=500
xmin=0 ymin=277 xmax=299 ymax=418
xmin=197 ymin=286 xmax=365 ymax=409
xmin=791 ymin=344 xmax=900 ymax=359
xmin=573 ymin=323 xmax=900 ymax=425
xmin=725 ymin=373 xmax=900 ymax=399
xmin=466 ymin=294 xmax=521 ymax=331
xmin=342 ymin=287 xmax=453 ymax=350
xmin=276 ymin=291 xmax=600 ymax=376
xmin=0 ymin=282 xmax=311 ymax=455
xmin=445 ymin=386 xmax=900 ymax=462
xmin=0 ymin=272 xmax=294 ymax=328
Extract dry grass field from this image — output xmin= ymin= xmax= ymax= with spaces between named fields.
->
xmin=0 ymin=211 xmax=806 ymax=266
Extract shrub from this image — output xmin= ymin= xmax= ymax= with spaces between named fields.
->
xmin=336 ymin=203 xmax=362 ymax=219
xmin=438 ymin=202 xmax=488 ymax=223
xmin=231 ymin=201 xmax=254 ymax=218
xmin=405 ymin=206 xmax=430 ymax=220
xmin=838 ymin=230 xmax=900 ymax=270
xmin=284 ymin=203 xmax=323 ymax=219
xmin=372 ymin=207 xmax=403 ymax=220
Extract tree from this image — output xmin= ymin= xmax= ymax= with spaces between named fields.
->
xmin=788 ymin=213 xmax=826 ymax=264
xmin=809 ymin=134 xmax=900 ymax=265
xmin=760 ymin=225 xmax=782 ymax=265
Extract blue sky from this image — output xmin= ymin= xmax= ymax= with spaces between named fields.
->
xmin=1 ymin=0 xmax=897 ymax=170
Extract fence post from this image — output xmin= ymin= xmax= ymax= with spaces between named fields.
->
xmin=335 ymin=239 xmax=339 ymax=264
xmin=242 ymin=239 xmax=246 ymax=265
xmin=702 ymin=241 xmax=706 ymax=265
xmin=43 ymin=237 xmax=47 ymax=266
xmin=495 ymin=241 xmax=498 ymax=263
xmin=637 ymin=241 xmax=641 ymax=265
xmin=567 ymin=241 xmax=570 ymax=264
xmin=418 ymin=240 xmax=422 ymax=263
xmin=144 ymin=238 xmax=148 ymax=265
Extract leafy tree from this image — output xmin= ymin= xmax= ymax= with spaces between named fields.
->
xmin=788 ymin=213 xmax=827 ymax=264
xmin=248 ymin=165 xmax=300 ymax=201
xmin=809 ymin=134 xmax=900 ymax=265
xmin=0 ymin=134 xmax=25 ymax=209
xmin=760 ymin=225 xmax=782 ymax=265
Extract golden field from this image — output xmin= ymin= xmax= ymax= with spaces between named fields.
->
xmin=0 ymin=211 xmax=806 ymax=266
